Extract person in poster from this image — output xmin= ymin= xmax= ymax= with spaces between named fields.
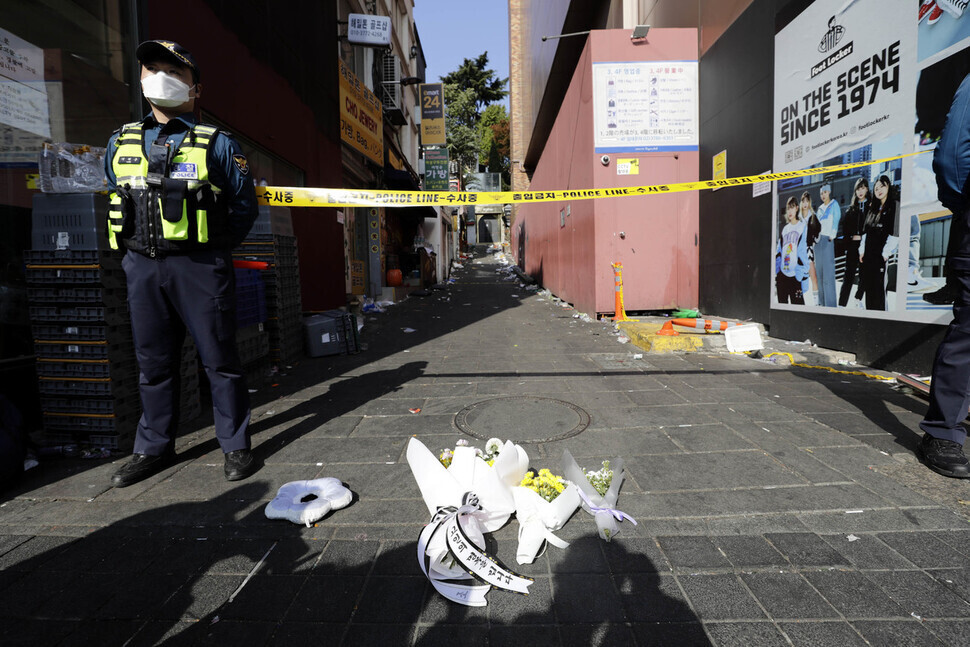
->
xmin=839 ymin=177 xmax=870 ymax=306
xmin=815 ymin=183 xmax=841 ymax=306
xmin=800 ymin=191 xmax=821 ymax=305
xmin=859 ymin=175 xmax=901 ymax=310
xmin=776 ymin=196 xmax=809 ymax=304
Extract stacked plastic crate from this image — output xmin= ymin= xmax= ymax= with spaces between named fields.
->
xmin=233 ymin=208 xmax=303 ymax=369
xmin=27 ymin=194 xmax=202 ymax=451
xmin=233 ymin=266 xmax=270 ymax=386
xmin=26 ymin=194 xmax=139 ymax=450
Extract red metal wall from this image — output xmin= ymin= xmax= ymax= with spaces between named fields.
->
xmin=514 ymin=28 xmax=699 ymax=316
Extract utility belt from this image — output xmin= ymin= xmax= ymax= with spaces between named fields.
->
xmin=108 ymin=183 xmax=222 ymax=242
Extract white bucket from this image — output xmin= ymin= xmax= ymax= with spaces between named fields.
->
xmin=725 ymin=323 xmax=763 ymax=352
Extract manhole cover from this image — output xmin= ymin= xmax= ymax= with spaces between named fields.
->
xmin=454 ymin=396 xmax=591 ymax=444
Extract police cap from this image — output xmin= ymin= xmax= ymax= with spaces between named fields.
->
xmin=136 ymin=40 xmax=200 ymax=82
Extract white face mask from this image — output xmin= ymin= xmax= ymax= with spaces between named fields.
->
xmin=141 ymin=71 xmax=194 ymax=108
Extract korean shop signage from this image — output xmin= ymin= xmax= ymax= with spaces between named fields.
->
xmin=339 ymin=59 xmax=383 ymax=165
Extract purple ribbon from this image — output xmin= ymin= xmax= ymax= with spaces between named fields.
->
xmin=577 ymin=488 xmax=638 ymax=525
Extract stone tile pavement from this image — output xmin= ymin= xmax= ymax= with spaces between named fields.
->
xmin=1 ymin=248 xmax=968 ymax=645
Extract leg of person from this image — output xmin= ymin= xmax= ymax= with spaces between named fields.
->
xmin=792 ymin=279 xmax=805 ymax=305
xmin=112 ymin=251 xmax=182 ymax=487
xmin=839 ymin=243 xmax=859 ymax=306
xmin=816 ymin=237 xmax=836 ymax=307
xmin=167 ymin=251 xmax=257 ymax=481
xmin=862 ymin=259 xmax=887 ymax=310
xmin=919 ymin=269 xmax=970 ymax=478
xmin=872 ymin=259 xmax=887 ymax=310
xmin=860 ymin=261 xmax=874 ymax=309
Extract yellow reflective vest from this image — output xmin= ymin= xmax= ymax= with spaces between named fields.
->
xmin=108 ymin=122 xmax=228 ymax=255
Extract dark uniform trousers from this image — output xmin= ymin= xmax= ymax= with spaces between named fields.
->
xmin=123 ymin=248 xmax=250 ymax=455
xmin=921 ymin=206 xmax=970 ymax=446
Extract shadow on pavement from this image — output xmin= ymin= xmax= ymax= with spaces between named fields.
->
xmin=0 ymin=485 xmax=709 ymax=646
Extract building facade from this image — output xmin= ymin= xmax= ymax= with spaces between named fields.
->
xmin=510 ymin=0 xmax=958 ymax=373
xmin=0 ymin=0 xmax=435 ymax=429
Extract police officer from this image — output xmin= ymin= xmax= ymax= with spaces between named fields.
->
xmin=106 ymin=40 xmax=259 ymax=487
xmin=918 ymin=72 xmax=970 ymax=479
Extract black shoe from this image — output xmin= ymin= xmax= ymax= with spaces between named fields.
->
xmin=923 ymin=284 xmax=957 ymax=305
xmin=224 ymin=449 xmax=257 ymax=481
xmin=111 ymin=449 xmax=176 ymax=488
xmin=918 ymin=434 xmax=970 ymax=479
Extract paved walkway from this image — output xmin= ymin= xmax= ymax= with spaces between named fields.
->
xmin=1 ymin=248 xmax=969 ymax=646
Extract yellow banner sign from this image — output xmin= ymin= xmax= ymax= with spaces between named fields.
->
xmin=419 ymin=83 xmax=446 ymax=146
xmin=338 ymin=60 xmax=383 ymax=165
xmin=256 ymin=151 xmax=925 ymax=208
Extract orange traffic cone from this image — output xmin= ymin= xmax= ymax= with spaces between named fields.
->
xmin=611 ymin=262 xmax=638 ymax=322
xmin=669 ymin=318 xmax=744 ymax=332
xmin=656 ymin=321 xmax=679 ymax=336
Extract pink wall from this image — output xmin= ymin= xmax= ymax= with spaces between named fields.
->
xmin=514 ymin=29 xmax=699 ymax=316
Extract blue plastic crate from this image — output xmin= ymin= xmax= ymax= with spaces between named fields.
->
xmin=234 ymin=268 xmax=267 ymax=327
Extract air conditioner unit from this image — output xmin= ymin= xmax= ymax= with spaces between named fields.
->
xmin=380 ymin=53 xmax=407 ymax=126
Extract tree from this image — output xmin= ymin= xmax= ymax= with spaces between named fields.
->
xmin=488 ymin=118 xmax=511 ymax=190
xmin=442 ymin=53 xmax=509 ymax=188
xmin=443 ymin=84 xmax=480 ymax=189
xmin=478 ymin=104 xmax=510 ymax=189
xmin=441 ymin=52 xmax=508 ymax=115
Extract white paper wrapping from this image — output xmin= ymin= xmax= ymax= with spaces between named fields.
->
xmin=510 ymin=483 xmax=580 ymax=564
xmin=406 ymin=438 xmax=526 ymax=532
xmin=407 ymin=438 xmax=540 ymax=606
xmin=561 ymin=449 xmax=636 ymax=541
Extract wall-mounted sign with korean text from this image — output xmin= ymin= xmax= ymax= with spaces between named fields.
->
xmin=338 ymin=59 xmax=383 ymax=165
xmin=348 ymin=13 xmax=391 ymax=47
xmin=423 ymin=147 xmax=449 ymax=191
xmin=593 ymin=61 xmax=698 ymax=153
xmin=419 ymin=83 xmax=446 ymax=146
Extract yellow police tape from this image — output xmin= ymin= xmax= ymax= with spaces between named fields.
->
xmin=759 ymin=352 xmax=895 ymax=382
xmin=255 ymin=151 xmax=927 ymax=209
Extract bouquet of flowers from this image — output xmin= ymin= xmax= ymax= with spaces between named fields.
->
xmin=407 ymin=436 xmax=532 ymax=606
xmin=561 ymin=449 xmax=636 ymax=542
xmin=439 ymin=437 xmax=504 ymax=468
xmin=519 ymin=468 xmax=567 ymax=501
xmin=511 ymin=466 xmax=580 ymax=564
xmin=585 ymin=461 xmax=614 ymax=496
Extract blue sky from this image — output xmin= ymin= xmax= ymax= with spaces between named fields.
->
xmin=412 ymin=0 xmax=510 ymax=108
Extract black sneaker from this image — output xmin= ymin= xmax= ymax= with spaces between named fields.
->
xmin=923 ymin=284 xmax=957 ymax=305
xmin=918 ymin=434 xmax=970 ymax=479
xmin=224 ymin=449 xmax=257 ymax=481
xmin=111 ymin=449 xmax=176 ymax=488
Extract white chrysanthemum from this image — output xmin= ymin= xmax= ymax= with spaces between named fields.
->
xmin=485 ymin=438 xmax=503 ymax=456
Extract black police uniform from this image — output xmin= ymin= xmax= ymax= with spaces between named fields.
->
xmin=105 ymin=113 xmax=258 ymax=456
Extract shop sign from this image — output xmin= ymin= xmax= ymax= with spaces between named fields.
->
xmin=348 ymin=14 xmax=391 ymax=47
xmin=419 ymin=83 xmax=446 ymax=146
xmin=424 ymin=147 xmax=449 ymax=191
xmin=339 ymin=59 xmax=383 ymax=165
